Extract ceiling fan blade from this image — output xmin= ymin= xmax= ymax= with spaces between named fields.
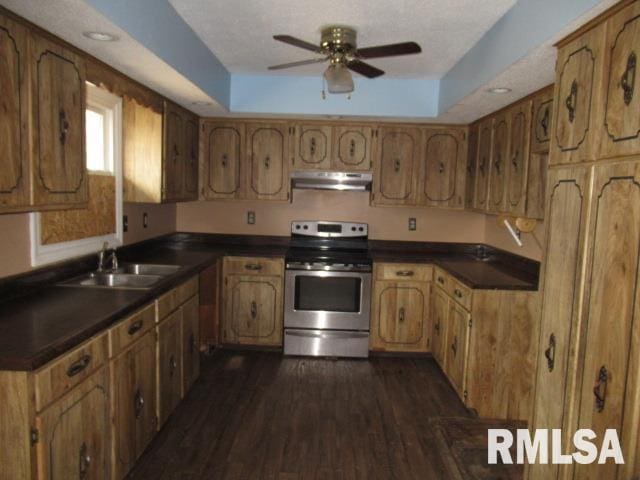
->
xmin=273 ymin=35 xmax=320 ymax=53
xmin=268 ymin=57 xmax=328 ymax=70
xmin=356 ymin=42 xmax=422 ymax=59
xmin=347 ymin=60 xmax=385 ymax=79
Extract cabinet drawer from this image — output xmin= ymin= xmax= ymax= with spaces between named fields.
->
xmin=34 ymin=332 xmax=108 ymax=412
xmin=157 ymin=276 xmax=199 ymax=320
xmin=109 ymin=302 xmax=156 ymax=357
xmin=375 ymin=263 xmax=433 ymax=281
xmin=433 ymin=267 xmax=449 ymax=290
xmin=223 ymin=256 xmax=284 ymax=276
xmin=447 ymin=277 xmax=472 ymax=311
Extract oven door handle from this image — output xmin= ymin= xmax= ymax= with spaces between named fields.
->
xmin=285 ymin=330 xmax=369 ymax=340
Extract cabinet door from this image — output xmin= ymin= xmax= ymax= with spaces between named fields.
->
xmin=489 ymin=112 xmax=509 ymax=212
xmin=35 ymin=368 xmax=110 ymax=480
xmin=474 ymin=118 xmax=493 ymax=210
xmin=528 ymin=166 xmax=592 ymax=480
xmin=419 ymin=128 xmax=466 ymax=208
xmin=465 ymin=123 xmax=479 ymax=209
xmin=224 ymin=274 xmax=283 ymax=346
xmin=506 ymin=102 xmax=531 ymax=215
xmin=157 ymin=309 xmax=183 ymax=427
xmin=332 ymin=125 xmax=373 ymax=171
xmin=30 ymin=33 xmax=87 ymax=208
xmin=163 ymin=103 xmax=185 ymax=201
xmin=292 ymin=124 xmax=332 ymax=170
xmin=550 ymin=24 xmax=605 ymax=165
xmin=372 ymin=126 xmax=420 ymax=205
xmin=574 ymin=161 xmax=640 ymax=480
xmin=202 ymin=122 xmax=244 ymax=200
xmin=111 ymin=331 xmax=157 ymax=480
xmin=526 ymin=152 xmax=548 ymax=220
xmin=599 ymin=2 xmax=640 ymax=160
xmin=445 ymin=301 xmax=471 ymax=401
xmin=0 ymin=15 xmax=29 ymax=212
xmin=183 ymin=114 xmax=199 ymax=199
xmin=530 ymin=86 xmax=554 ymax=154
xmin=431 ymin=286 xmax=449 ymax=368
xmin=182 ymin=295 xmax=200 ymax=395
xmin=370 ymin=280 xmax=430 ymax=352
xmin=246 ymin=123 xmax=289 ymax=201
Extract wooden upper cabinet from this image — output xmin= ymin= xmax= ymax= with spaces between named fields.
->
xmin=246 ymin=123 xmax=290 ymax=201
xmin=505 ymin=101 xmax=531 ymax=215
xmin=474 ymin=118 xmax=493 ymax=211
xmin=184 ymin=115 xmax=199 ymax=197
xmin=489 ymin=113 xmax=509 ymax=212
xmin=465 ymin=123 xmax=479 ymax=209
xmin=332 ymin=124 xmax=373 ymax=171
xmin=163 ymin=102 xmax=185 ymax=202
xmin=530 ymin=86 xmax=554 ymax=154
xmin=372 ymin=126 xmax=421 ymax=206
xmin=550 ymin=23 xmax=605 ymax=165
xmin=202 ymin=122 xmax=245 ymax=200
xmin=0 ymin=15 xmax=29 ymax=212
xmin=599 ymin=1 xmax=640 ymax=160
xmin=418 ymin=127 xmax=467 ymax=209
xmin=30 ymin=32 xmax=88 ymax=208
xmin=292 ymin=124 xmax=332 ymax=170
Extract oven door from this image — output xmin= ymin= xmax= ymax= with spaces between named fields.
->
xmin=284 ymin=269 xmax=371 ymax=331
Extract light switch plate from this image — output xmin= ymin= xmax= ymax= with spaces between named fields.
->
xmin=408 ymin=217 xmax=417 ymax=231
xmin=247 ymin=211 xmax=256 ymax=225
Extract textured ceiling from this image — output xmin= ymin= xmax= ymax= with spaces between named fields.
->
xmin=169 ymin=0 xmax=517 ymax=78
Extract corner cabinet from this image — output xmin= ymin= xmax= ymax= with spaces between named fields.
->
xmin=473 ymin=117 xmax=493 ymax=211
xmin=245 ymin=123 xmax=290 ymax=201
xmin=464 ymin=123 xmax=479 ymax=209
xmin=163 ymin=101 xmax=199 ymax=202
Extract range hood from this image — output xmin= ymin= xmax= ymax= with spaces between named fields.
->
xmin=291 ymin=171 xmax=372 ymax=192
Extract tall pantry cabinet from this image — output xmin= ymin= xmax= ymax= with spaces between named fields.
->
xmin=529 ymin=2 xmax=640 ymax=479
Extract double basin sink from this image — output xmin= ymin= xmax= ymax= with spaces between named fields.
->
xmin=59 ymin=264 xmax=182 ymax=290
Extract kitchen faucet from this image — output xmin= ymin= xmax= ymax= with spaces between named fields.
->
xmin=97 ymin=242 xmax=119 ymax=272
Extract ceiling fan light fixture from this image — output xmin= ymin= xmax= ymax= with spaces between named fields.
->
xmin=324 ymin=63 xmax=354 ymax=94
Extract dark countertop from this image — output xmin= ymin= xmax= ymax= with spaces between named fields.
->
xmin=0 ymin=234 xmax=538 ymax=371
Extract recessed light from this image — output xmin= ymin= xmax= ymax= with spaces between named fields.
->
xmin=83 ymin=31 xmax=119 ymax=42
xmin=488 ymin=87 xmax=512 ymax=94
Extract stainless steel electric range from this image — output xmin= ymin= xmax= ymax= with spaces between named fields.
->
xmin=284 ymin=221 xmax=372 ymax=358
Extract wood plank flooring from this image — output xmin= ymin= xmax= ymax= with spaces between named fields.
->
xmin=128 ymin=351 xmax=523 ymax=479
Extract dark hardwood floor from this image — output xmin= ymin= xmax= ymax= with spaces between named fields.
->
xmin=128 ymin=351 xmax=523 ymax=480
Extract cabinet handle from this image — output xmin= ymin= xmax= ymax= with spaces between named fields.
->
xmin=349 ymin=139 xmax=356 ymax=157
xmin=221 ymin=154 xmax=228 ymax=167
xmin=593 ymin=365 xmax=609 ymax=413
xmin=169 ymin=355 xmax=177 ymax=377
xmin=395 ymin=270 xmax=414 ymax=277
xmin=466 ymin=161 xmax=473 ymax=175
xmin=565 ymin=80 xmax=578 ymax=123
xmin=250 ymin=301 xmax=257 ymax=319
xmin=454 ymin=288 xmax=463 ymax=298
xmin=394 ymin=159 xmax=401 ymax=173
xmin=544 ymin=333 xmax=556 ymax=372
xmin=511 ymin=151 xmax=519 ymax=172
xmin=451 ymin=335 xmax=458 ymax=357
xmin=58 ymin=109 xmax=69 ymax=145
xmin=621 ymin=51 xmax=636 ymax=106
xmin=189 ymin=333 xmax=196 ymax=354
xmin=244 ymin=263 xmax=263 ymax=271
xmin=78 ymin=442 xmax=91 ymax=479
xmin=434 ymin=321 xmax=440 ymax=333
xmin=540 ymin=106 xmax=550 ymax=138
xmin=437 ymin=276 xmax=445 ymax=285
xmin=190 ymin=148 xmax=196 ymax=165
xmin=128 ymin=320 xmax=144 ymax=336
xmin=264 ymin=156 xmax=270 ymax=169
xmin=398 ymin=307 xmax=405 ymax=323
xmin=66 ymin=354 xmax=91 ymax=377
xmin=479 ymin=159 xmax=486 ymax=176
xmin=310 ymin=137 xmax=316 ymax=155
xmin=134 ymin=388 xmax=145 ymax=420
xmin=494 ymin=155 xmax=501 ymax=175
xmin=438 ymin=162 xmax=445 ymax=174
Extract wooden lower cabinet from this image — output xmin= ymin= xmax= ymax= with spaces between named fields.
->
xmin=35 ymin=368 xmax=110 ymax=479
xmin=157 ymin=308 xmax=183 ymax=427
xmin=430 ymin=285 xmax=449 ymax=366
xmin=370 ymin=278 xmax=431 ymax=353
xmin=111 ymin=330 xmax=157 ymax=480
xmin=182 ymin=295 xmax=200 ymax=394
xmin=444 ymin=301 xmax=471 ymax=401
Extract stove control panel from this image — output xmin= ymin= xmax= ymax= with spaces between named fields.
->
xmin=291 ymin=221 xmax=368 ymax=238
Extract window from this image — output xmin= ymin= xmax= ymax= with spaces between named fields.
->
xmin=29 ymin=83 xmax=123 ymax=266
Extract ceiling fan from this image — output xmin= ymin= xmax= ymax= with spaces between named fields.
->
xmin=268 ymin=26 xmax=421 ymax=94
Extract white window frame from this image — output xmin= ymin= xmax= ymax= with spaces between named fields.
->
xmin=29 ymin=84 xmax=123 ymax=267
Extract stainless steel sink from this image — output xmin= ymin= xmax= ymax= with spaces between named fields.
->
xmin=59 ymin=272 xmax=163 ymax=289
xmin=117 ymin=263 xmax=181 ymax=276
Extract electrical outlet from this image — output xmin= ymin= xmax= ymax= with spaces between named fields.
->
xmin=123 ymin=215 xmax=128 ymax=233
xmin=247 ymin=211 xmax=256 ymax=225
xmin=408 ymin=217 xmax=417 ymax=231
xmin=143 ymin=212 xmax=148 ymax=229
